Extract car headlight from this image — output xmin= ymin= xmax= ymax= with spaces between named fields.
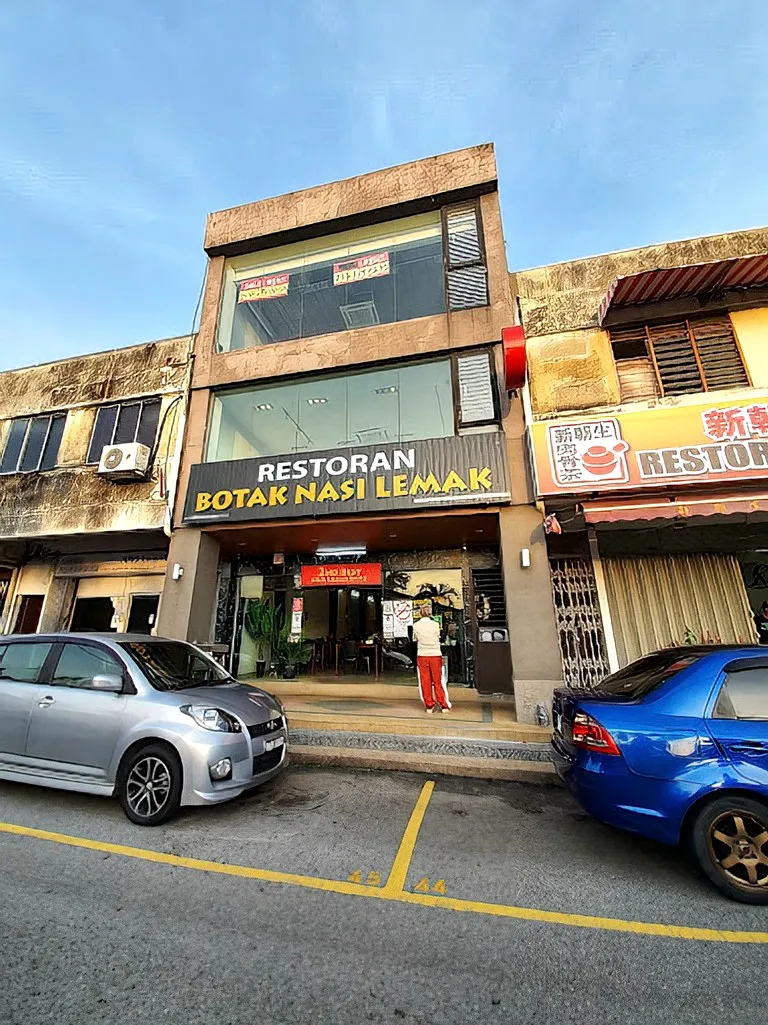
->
xmin=180 ymin=705 xmax=242 ymax=732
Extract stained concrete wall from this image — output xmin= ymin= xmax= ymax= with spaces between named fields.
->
xmin=515 ymin=226 xmax=768 ymax=418
xmin=0 ymin=336 xmax=191 ymax=540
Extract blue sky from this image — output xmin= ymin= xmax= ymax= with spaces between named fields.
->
xmin=0 ymin=0 xmax=766 ymax=370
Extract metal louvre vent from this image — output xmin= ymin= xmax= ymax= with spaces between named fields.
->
xmin=444 ymin=203 xmax=488 ymax=310
xmin=472 ymin=568 xmax=508 ymax=629
xmin=610 ymin=315 xmax=748 ymax=397
xmin=457 ymin=352 xmax=495 ymax=424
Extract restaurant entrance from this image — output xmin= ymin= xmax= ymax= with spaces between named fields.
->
xmin=231 ymin=557 xmax=470 ymax=686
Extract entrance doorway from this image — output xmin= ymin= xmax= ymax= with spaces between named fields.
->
xmin=13 ymin=594 xmax=44 ymax=633
xmin=127 ymin=594 xmax=160 ymax=634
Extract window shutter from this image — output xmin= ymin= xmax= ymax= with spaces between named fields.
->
xmin=690 ymin=317 xmax=749 ymax=391
xmin=646 ymin=322 xmax=703 ymax=395
xmin=457 ymin=351 xmax=495 ymax=425
xmin=615 ymin=358 xmax=660 ymax=403
xmin=445 ymin=204 xmax=488 ymax=310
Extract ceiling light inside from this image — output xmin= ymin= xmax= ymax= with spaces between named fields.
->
xmin=254 ymin=403 xmax=273 ymax=411
xmin=316 ymin=544 xmax=367 ymax=557
xmin=306 ymin=397 xmax=328 ymax=406
xmin=375 ymin=386 xmax=398 ymax=394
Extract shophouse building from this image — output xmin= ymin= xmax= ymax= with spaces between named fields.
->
xmin=156 ymin=145 xmax=563 ymax=723
xmin=0 ymin=337 xmax=190 ymax=635
xmin=519 ymin=227 xmax=768 ymax=686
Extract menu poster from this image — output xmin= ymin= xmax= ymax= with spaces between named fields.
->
xmin=333 ymin=252 xmax=390 ymax=286
xmin=291 ymin=596 xmax=303 ymax=637
xmin=238 ymin=273 xmax=290 ymax=303
xmin=382 ymin=600 xmax=395 ymax=639
xmin=393 ymin=599 xmax=412 ymax=638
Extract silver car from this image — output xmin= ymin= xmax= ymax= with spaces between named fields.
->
xmin=0 ymin=633 xmax=288 ymax=825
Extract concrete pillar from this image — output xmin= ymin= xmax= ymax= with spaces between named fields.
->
xmin=39 ymin=575 xmax=76 ymax=632
xmin=156 ymin=528 xmax=220 ymax=643
xmin=498 ymin=504 xmax=562 ymax=724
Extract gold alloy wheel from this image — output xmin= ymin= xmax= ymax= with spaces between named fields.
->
xmin=708 ymin=810 xmax=768 ymax=891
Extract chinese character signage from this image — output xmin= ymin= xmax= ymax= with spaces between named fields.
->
xmin=333 ymin=252 xmax=390 ymax=286
xmin=530 ymin=391 xmax=768 ymax=496
xmin=237 ymin=274 xmax=290 ymax=302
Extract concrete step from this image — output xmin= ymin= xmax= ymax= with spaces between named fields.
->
xmin=287 ymin=710 xmax=546 ymax=743
xmin=288 ymin=727 xmax=555 ymax=783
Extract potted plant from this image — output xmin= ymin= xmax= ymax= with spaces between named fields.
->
xmin=275 ymin=625 xmax=313 ymax=680
xmin=243 ymin=598 xmax=277 ymax=678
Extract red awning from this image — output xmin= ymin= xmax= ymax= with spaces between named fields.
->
xmin=583 ymin=491 xmax=768 ymax=525
xmin=598 ymin=253 xmax=768 ymax=324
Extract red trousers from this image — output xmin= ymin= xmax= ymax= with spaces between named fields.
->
xmin=417 ymin=656 xmax=451 ymax=709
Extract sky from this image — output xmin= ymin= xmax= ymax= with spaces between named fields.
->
xmin=0 ymin=0 xmax=766 ymax=371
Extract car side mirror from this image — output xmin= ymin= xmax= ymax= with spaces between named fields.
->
xmin=91 ymin=673 xmax=123 ymax=693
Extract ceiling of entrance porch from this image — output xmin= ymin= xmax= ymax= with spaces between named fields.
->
xmin=207 ymin=509 xmax=500 ymax=557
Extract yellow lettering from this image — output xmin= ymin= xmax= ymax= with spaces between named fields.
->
xmin=356 ymin=477 xmax=365 ymax=499
xmin=246 ymin=488 xmax=268 ymax=507
xmin=469 ymin=466 xmax=493 ymax=491
xmin=375 ymin=475 xmax=391 ymax=498
xmin=317 ymin=481 xmax=340 ymax=502
xmin=212 ymin=490 xmax=233 ymax=510
xmin=392 ymin=474 xmax=408 ymax=497
xmin=295 ymin=483 xmax=317 ymax=503
xmin=195 ymin=491 xmax=212 ymax=512
xmin=340 ymin=479 xmax=355 ymax=500
xmin=232 ymin=488 xmax=250 ymax=508
xmin=441 ymin=471 xmax=468 ymax=492
xmin=269 ymin=486 xmax=288 ymax=506
xmin=409 ymin=473 xmax=440 ymax=496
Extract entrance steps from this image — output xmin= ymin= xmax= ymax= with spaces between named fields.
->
xmin=262 ymin=679 xmax=555 ymax=782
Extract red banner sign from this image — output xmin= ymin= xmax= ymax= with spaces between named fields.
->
xmin=300 ymin=563 xmax=382 ymax=588
xmin=333 ymin=252 xmax=390 ymax=286
xmin=238 ymin=273 xmax=290 ymax=302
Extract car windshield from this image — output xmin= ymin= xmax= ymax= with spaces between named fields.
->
xmin=595 ymin=651 xmax=702 ymax=700
xmin=122 ymin=641 xmax=232 ymax=691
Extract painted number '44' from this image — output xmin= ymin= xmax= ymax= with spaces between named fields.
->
xmin=413 ymin=877 xmax=446 ymax=894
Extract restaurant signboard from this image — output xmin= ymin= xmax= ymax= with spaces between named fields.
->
xmin=183 ymin=434 xmax=510 ymax=525
xmin=529 ymin=391 xmax=768 ymax=496
xmin=301 ymin=564 xmax=382 ymax=588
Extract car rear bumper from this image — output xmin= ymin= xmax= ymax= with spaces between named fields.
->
xmin=552 ymin=736 xmax=683 ymax=846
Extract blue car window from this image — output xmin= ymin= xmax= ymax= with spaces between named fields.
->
xmin=714 ymin=668 xmax=768 ymax=720
xmin=595 ymin=651 xmax=701 ymax=700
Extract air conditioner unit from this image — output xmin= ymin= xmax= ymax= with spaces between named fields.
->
xmin=97 ymin=442 xmax=150 ymax=480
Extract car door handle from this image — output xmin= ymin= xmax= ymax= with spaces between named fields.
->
xmin=37 ymin=696 xmax=55 ymax=708
xmin=728 ymin=741 xmax=768 ymax=754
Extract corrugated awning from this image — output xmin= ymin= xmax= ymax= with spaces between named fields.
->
xmin=583 ymin=491 xmax=768 ymax=525
xmin=598 ymin=253 xmax=768 ymax=324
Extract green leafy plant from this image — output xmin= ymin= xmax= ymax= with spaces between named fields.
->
xmin=274 ymin=624 xmax=313 ymax=668
xmin=243 ymin=599 xmax=277 ymax=662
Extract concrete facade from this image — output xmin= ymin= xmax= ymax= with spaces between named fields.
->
xmin=0 ymin=336 xmax=190 ymax=634
xmin=158 ymin=145 xmax=563 ymax=722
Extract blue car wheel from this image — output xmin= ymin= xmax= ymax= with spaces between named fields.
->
xmin=691 ymin=796 xmax=768 ymax=904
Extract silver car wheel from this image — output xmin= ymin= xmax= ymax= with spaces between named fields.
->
xmin=126 ymin=756 xmax=172 ymax=818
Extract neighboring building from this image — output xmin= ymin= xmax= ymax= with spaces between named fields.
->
xmin=519 ymin=227 xmax=768 ymax=687
xmin=0 ymin=337 xmax=190 ymax=635
xmin=157 ymin=144 xmax=563 ymax=723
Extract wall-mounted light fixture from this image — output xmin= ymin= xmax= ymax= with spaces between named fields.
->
xmin=520 ymin=548 xmax=531 ymax=569
xmin=172 ymin=563 xmax=184 ymax=581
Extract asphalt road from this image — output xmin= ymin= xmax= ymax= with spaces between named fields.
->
xmin=1 ymin=765 xmax=766 ymax=1025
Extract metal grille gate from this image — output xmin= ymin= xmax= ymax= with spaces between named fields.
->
xmin=550 ymin=558 xmax=610 ymax=690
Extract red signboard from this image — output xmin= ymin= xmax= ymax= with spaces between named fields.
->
xmin=301 ymin=563 xmax=382 ymax=588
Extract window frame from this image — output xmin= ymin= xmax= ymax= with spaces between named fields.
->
xmin=0 ymin=413 xmax=67 ymax=475
xmin=712 ymin=664 xmax=768 ymax=721
xmin=450 ymin=348 xmax=500 ymax=431
xmin=47 ymin=640 xmax=129 ymax=692
xmin=610 ymin=314 xmax=751 ymax=400
xmin=86 ymin=397 xmax=163 ymax=465
xmin=0 ymin=640 xmax=55 ymax=684
xmin=441 ymin=199 xmax=489 ymax=312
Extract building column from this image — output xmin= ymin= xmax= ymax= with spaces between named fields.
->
xmin=156 ymin=528 xmax=220 ymax=643
xmin=498 ymin=504 xmax=562 ymax=724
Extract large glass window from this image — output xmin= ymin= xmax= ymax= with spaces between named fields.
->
xmin=206 ymin=359 xmax=455 ymax=462
xmin=0 ymin=414 xmax=66 ymax=474
xmin=217 ymin=213 xmax=447 ymax=352
xmin=86 ymin=399 xmax=162 ymax=464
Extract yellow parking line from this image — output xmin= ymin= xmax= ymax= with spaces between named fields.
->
xmin=384 ymin=780 xmax=434 ymax=893
xmin=2 ymin=817 xmax=767 ymax=942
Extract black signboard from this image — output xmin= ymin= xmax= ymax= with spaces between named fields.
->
xmin=183 ymin=434 xmax=511 ymax=525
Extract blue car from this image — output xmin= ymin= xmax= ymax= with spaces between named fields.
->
xmin=552 ymin=646 xmax=768 ymax=903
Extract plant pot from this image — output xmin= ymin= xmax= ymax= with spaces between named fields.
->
xmin=255 ymin=660 xmax=266 ymax=678
xmin=283 ymin=664 xmax=296 ymax=680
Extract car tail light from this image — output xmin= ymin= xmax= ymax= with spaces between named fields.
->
xmin=571 ymin=711 xmax=621 ymax=756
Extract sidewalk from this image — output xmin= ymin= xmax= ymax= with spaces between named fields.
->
xmin=250 ymin=678 xmax=554 ymax=781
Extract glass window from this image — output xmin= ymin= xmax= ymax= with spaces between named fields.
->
xmin=206 ymin=359 xmax=455 ymax=462
xmin=714 ymin=668 xmax=768 ymax=720
xmin=52 ymin=643 xmax=124 ymax=689
xmin=595 ymin=651 xmax=702 ymax=700
xmin=87 ymin=399 xmax=162 ymax=464
xmin=217 ymin=213 xmax=446 ymax=352
xmin=0 ymin=642 xmax=52 ymax=682
xmin=0 ymin=415 xmax=66 ymax=474
xmin=122 ymin=640 xmax=230 ymax=691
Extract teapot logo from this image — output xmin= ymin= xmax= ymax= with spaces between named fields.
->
xmin=548 ymin=419 xmax=631 ymax=488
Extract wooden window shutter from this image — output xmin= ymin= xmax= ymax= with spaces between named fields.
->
xmin=690 ymin=317 xmax=749 ymax=391
xmin=444 ymin=203 xmax=488 ymax=310
xmin=457 ymin=351 xmax=496 ymax=425
xmin=610 ymin=326 xmax=660 ymax=403
xmin=646 ymin=321 xmax=703 ymax=395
